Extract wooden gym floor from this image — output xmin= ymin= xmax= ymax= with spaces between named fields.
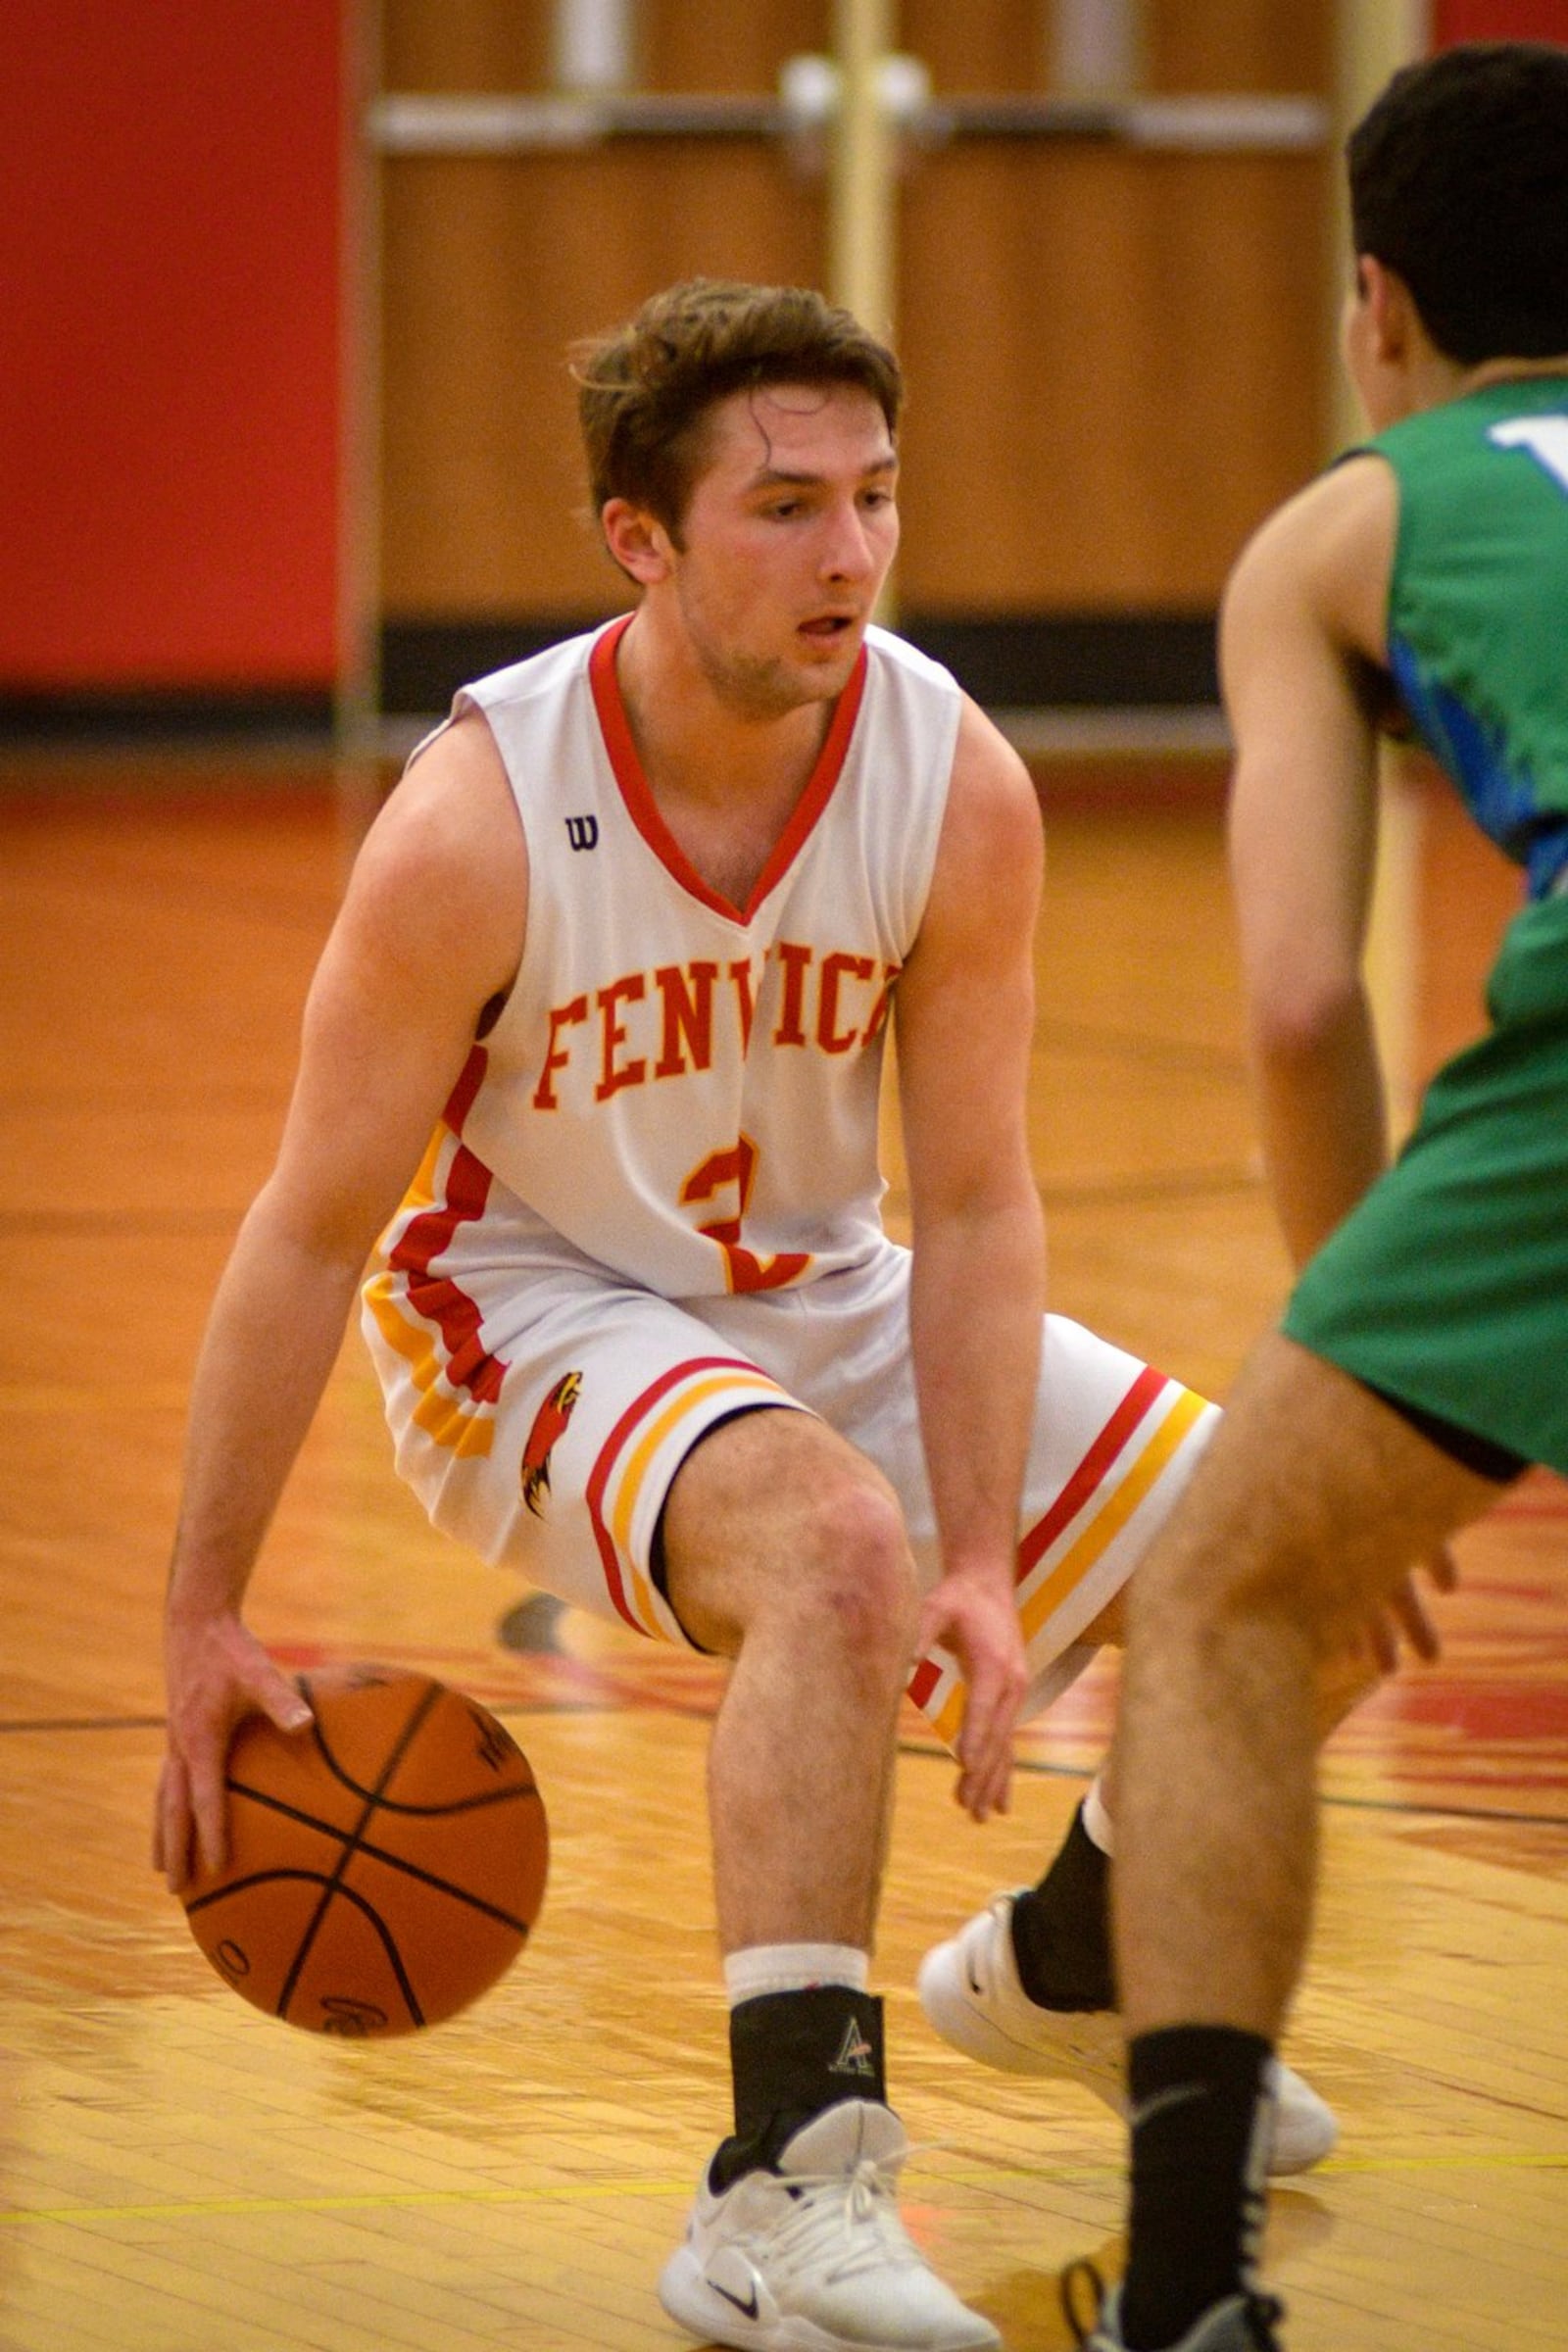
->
xmin=2 ymin=751 xmax=1565 ymax=2351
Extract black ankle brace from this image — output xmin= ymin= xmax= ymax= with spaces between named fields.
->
xmin=710 ymin=1986 xmax=886 ymax=2188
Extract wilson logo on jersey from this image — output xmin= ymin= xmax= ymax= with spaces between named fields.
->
xmin=520 ymin=1370 xmax=583 ymax=1516
xmin=564 ymin=814 xmax=599 ymax=851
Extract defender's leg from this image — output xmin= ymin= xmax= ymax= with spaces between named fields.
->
xmin=1108 ymin=1333 xmax=1506 ymax=2352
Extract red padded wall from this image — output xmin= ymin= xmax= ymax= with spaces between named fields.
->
xmin=0 ymin=6 xmax=343 ymax=692
xmin=1433 ymin=1 xmax=1568 ymax=43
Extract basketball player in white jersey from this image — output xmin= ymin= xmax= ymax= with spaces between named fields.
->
xmin=158 ymin=280 xmax=1359 ymax=2352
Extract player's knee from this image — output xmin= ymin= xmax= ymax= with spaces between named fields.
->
xmin=795 ymin=1472 xmax=917 ymax=1668
xmin=1134 ymin=1523 xmax=1347 ymax=1657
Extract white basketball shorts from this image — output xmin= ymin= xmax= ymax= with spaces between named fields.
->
xmin=362 ymin=1235 xmax=1217 ymax=1748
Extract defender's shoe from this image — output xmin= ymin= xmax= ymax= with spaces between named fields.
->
xmin=658 ymin=2097 xmax=1001 ymax=2352
xmin=1061 ymin=2265 xmax=1285 ymax=2352
xmin=917 ymin=1894 xmax=1337 ymax=2177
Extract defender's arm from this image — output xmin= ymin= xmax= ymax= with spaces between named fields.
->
xmin=1222 ymin=456 xmax=1399 ymax=1268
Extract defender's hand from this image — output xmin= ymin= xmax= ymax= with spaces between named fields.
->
xmin=1367 ymin=1546 xmax=1459 ymax=1674
xmin=155 ymin=1614 xmax=313 ymax=1892
xmin=915 ymin=1570 xmax=1029 ymax=1825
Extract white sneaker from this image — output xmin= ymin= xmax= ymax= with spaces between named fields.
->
xmin=917 ymin=1893 xmax=1338 ymax=2178
xmin=658 ymin=2097 xmax=1001 ymax=2352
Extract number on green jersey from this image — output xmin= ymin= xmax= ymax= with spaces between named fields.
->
xmin=1489 ymin=416 xmax=1568 ymax=495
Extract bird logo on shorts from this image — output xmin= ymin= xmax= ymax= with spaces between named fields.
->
xmin=520 ymin=1370 xmax=582 ymax=1518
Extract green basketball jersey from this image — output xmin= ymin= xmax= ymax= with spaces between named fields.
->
xmin=1367 ymin=376 xmax=1568 ymax=897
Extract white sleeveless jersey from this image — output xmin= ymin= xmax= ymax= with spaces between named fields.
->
xmin=382 ymin=616 xmax=960 ymax=1300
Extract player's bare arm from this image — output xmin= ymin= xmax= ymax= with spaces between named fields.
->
xmin=1222 ymin=453 xmax=1400 ymax=1268
xmin=158 ymin=713 xmax=526 ymax=1887
xmin=895 ymin=695 xmax=1046 ymax=1821
xmin=1224 ymin=457 xmax=1458 ymax=1650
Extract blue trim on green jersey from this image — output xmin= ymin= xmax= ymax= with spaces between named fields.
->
xmin=1387 ymin=634 xmax=1568 ymax=897
xmin=1367 ymin=376 xmax=1568 ymax=897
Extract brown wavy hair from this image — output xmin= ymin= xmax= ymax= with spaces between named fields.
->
xmin=572 ymin=278 xmax=902 ymax=544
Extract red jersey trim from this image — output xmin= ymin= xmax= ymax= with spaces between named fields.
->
xmin=588 ymin=612 xmax=868 ymax=927
xmin=386 ymin=1142 xmax=509 ymax=1407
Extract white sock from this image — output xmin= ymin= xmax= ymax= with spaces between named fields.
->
xmin=1083 ymin=1772 xmax=1115 ymax=1856
xmin=723 ymin=1943 xmax=870 ymax=2006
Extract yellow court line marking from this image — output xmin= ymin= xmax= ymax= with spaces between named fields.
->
xmin=6 ymin=2149 xmax=1568 ymax=2227
xmin=0 ymin=2180 xmax=695 ymax=2226
xmin=1316 ymin=2150 xmax=1568 ymax=2175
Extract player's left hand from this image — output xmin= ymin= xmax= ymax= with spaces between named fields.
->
xmin=915 ymin=1567 xmax=1029 ymax=1824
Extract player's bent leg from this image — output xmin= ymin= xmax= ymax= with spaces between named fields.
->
xmin=1104 ymin=1333 xmax=1512 ymax=2352
xmin=661 ymin=1408 xmax=1001 ymax=2352
xmin=1116 ymin=1331 xmax=1505 ymax=2040
xmin=369 ymin=1262 xmax=996 ymax=2343
xmin=662 ymin=1403 xmax=917 ymax=1953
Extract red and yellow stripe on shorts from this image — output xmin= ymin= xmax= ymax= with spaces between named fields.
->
xmin=906 ymin=1364 xmax=1215 ymax=1749
xmin=586 ymin=1356 xmax=801 ymax=1641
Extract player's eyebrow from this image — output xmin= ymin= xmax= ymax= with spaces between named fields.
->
xmin=746 ymin=455 xmax=899 ymax=489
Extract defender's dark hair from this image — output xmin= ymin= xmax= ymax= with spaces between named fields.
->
xmin=572 ymin=278 xmax=902 ymax=538
xmin=1348 ymin=42 xmax=1568 ymax=365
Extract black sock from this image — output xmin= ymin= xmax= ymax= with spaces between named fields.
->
xmin=710 ymin=1986 xmax=887 ymax=2191
xmin=1009 ymin=1800 xmax=1116 ymax=2010
xmin=1119 ymin=2026 xmax=1274 ymax=2351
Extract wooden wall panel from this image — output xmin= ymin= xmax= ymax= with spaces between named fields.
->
xmin=642 ymin=0 xmax=827 ymax=91
xmin=381 ymin=151 xmax=823 ymax=612
xmin=382 ymin=0 xmax=554 ymax=91
xmin=383 ymin=0 xmax=829 ymax=94
xmin=381 ymin=3 xmax=1333 ymax=101
xmin=903 ymin=1 xmax=1051 ymax=91
xmin=896 ymin=145 xmax=1331 ymax=609
xmin=1147 ymin=4 xmax=1332 ymax=93
xmin=903 ymin=0 xmax=1332 ymax=97
xmin=377 ymin=0 xmax=1338 ymax=631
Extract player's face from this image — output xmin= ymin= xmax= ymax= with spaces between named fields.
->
xmin=663 ymin=382 xmax=900 ymax=717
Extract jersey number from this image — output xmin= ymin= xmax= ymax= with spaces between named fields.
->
xmin=1489 ymin=416 xmax=1568 ymax=495
xmin=681 ymin=1137 xmax=811 ymax=1294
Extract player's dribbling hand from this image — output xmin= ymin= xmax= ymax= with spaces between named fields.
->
xmin=155 ymin=1613 xmax=313 ymax=1891
xmin=915 ymin=1566 xmax=1029 ymax=1825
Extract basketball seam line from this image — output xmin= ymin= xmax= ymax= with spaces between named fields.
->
xmin=190 ymin=1839 xmax=536 ymax=1938
xmin=226 ymin=1769 xmax=540 ymax=1821
xmin=274 ymin=1677 xmax=445 ymax=2027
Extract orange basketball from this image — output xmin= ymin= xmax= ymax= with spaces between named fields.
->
xmin=180 ymin=1664 xmax=548 ymax=2037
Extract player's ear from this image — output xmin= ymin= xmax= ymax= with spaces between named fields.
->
xmin=601 ymin=498 xmax=673 ymax=585
xmin=1359 ymin=256 xmax=1415 ymax=366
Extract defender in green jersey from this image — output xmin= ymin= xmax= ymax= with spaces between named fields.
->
xmin=1285 ymin=369 xmax=1568 ymax=1473
xmin=1071 ymin=45 xmax=1568 ymax=2352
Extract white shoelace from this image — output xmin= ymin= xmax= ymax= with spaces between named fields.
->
xmin=764 ymin=2155 xmax=923 ymax=2280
